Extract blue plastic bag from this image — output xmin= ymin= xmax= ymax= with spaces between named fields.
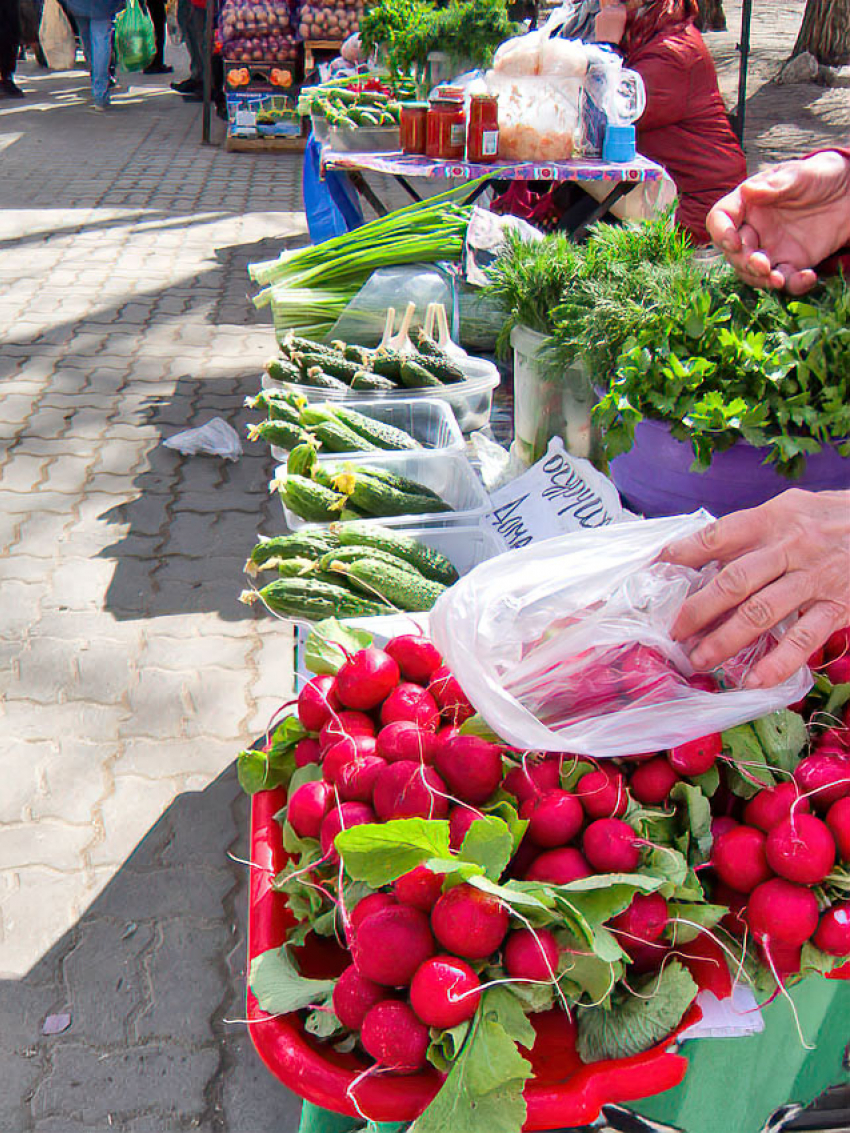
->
xmin=302 ymin=134 xmax=363 ymax=243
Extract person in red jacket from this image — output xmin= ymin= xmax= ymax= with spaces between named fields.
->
xmin=595 ymin=0 xmax=746 ymax=242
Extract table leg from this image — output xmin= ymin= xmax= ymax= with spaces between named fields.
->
xmin=558 ymin=181 xmax=639 ymax=239
xmin=394 ymin=175 xmax=422 ymax=203
xmin=347 ymin=171 xmax=390 ymax=218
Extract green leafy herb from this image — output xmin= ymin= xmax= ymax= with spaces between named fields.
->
xmin=576 ymin=960 xmax=698 ymax=1063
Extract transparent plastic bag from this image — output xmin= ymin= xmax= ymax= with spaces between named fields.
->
xmin=163 ymin=418 xmax=243 ymax=461
xmin=329 ymin=265 xmax=457 ymax=347
xmin=430 ymin=514 xmax=812 ymax=758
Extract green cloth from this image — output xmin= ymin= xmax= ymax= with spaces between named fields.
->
xmin=298 ymin=981 xmax=849 ymax=1133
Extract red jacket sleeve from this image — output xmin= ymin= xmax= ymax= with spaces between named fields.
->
xmin=629 ymin=41 xmax=689 ymax=131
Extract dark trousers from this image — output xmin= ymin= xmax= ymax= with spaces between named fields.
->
xmin=144 ymin=0 xmax=165 ymax=63
xmin=0 ymin=0 xmax=21 ymax=78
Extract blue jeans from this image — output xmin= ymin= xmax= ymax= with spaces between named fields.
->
xmin=77 ymin=16 xmax=113 ymax=105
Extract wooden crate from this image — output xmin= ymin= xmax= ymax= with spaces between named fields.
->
xmin=225 ymin=134 xmax=307 ymax=152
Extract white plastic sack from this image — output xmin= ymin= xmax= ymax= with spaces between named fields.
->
xmin=163 ymin=418 xmax=242 ymax=461
xmin=430 ymin=514 xmax=812 ymax=758
xmin=39 ymin=0 xmax=76 ymax=71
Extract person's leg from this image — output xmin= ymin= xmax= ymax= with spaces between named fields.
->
xmin=187 ymin=2 xmax=205 ymax=82
xmin=88 ymin=17 xmax=112 ymax=106
xmin=143 ymin=0 xmax=171 ymax=72
xmin=76 ymin=13 xmax=92 ymax=71
xmin=0 ymin=0 xmax=24 ymax=95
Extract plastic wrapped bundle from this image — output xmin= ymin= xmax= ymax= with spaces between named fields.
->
xmin=485 ymin=72 xmax=583 ymax=161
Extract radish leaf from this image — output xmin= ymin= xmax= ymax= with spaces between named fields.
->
xmin=576 ymin=960 xmax=698 ymax=1063
xmin=249 ymin=946 xmax=336 ymax=1015
xmin=459 ymin=817 xmax=514 ymax=881
xmin=304 ymin=618 xmax=372 ymax=675
xmin=334 ymin=818 xmax=451 ymax=886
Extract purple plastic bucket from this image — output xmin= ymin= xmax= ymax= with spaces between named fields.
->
xmin=609 ymin=418 xmax=850 ymax=518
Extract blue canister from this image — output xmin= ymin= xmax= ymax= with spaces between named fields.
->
xmin=602 ymin=124 xmax=636 ymax=163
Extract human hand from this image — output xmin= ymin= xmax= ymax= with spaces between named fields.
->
xmin=660 ymin=489 xmax=850 ymax=688
xmin=707 ymin=150 xmax=850 ymax=294
xmin=595 ymin=0 xmax=628 ymax=44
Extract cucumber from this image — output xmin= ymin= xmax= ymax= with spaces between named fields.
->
xmin=275 ymin=556 xmax=319 ymax=578
xmin=332 ymin=405 xmax=421 ymax=451
xmin=299 ymin=367 xmax=350 ymax=392
xmin=241 ymin=577 xmax=390 ymax=620
xmin=333 ymin=522 xmax=459 ymax=585
xmin=413 ymin=336 xmax=466 ymax=383
xmin=338 ymin=343 xmax=374 ymax=368
xmin=343 ymin=558 xmax=447 ymax=612
xmin=351 ymin=370 xmax=398 ymax=392
xmin=247 ymin=420 xmax=310 ymax=449
xmin=319 ymin=355 xmax=364 ymax=383
xmin=287 ymin=442 xmax=319 ymax=477
xmin=399 ymin=358 xmax=443 ymax=389
xmin=333 ymin=471 xmax=443 ymax=518
xmin=244 ymin=392 xmax=301 ymax=425
xmin=282 ymin=335 xmax=338 ymax=357
xmin=245 ymin=529 xmax=338 ymax=572
xmin=311 ymin=419 xmax=381 ymax=454
xmin=277 ymin=474 xmax=346 ymax=522
xmin=372 ymin=350 xmax=404 ymax=379
xmin=265 ymin=357 xmax=303 ymax=384
xmin=318 ymin=544 xmax=427 ymax=575
xmin=356 ymin=465 xmax=445 ymax=503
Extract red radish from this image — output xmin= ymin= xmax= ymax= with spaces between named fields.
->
xmin=431 ymin=883 xmax=509 ymax=959
xmin=575 ymin=767 xmax=627 ymax=818
xmin=434 ymin=735 xmax=503 ymax=806
xmin=807 ymin=645 xmax=825 ymax=669
xmin=503 ymin=927 xmax=560 ymax=982
xmin=287 ymin=780 xmax=333 ymax=840
xmin=826 ymin=797 xmax=850 ymax=859
xmin=524 ymin=846 xmax=592 ymax=884
xmin=372 ymin=760 xmax=449 ymax=821
xmin=393 ymin=865 xmax=443 ymax=912
xmin=668 ymin=733 xmax=722 ymax=776
xmin=322 ymin=735 xmax=378 ymax=784
xmin=385 ymin=635 xmax=443 ymax=684
xmin=712 ymin=825 xmax=772 ymax=893
xmin=825 ymin=655 xmax=850 ymax=684
xmin=503 ymin=758 xmax=560 ymax=804
xmin=332 ymin=964 xmax=385 ymax=1030
xmin=821 ymin=726 xmax=850 ymax=752
xmin=376 ymin=721 xmax=435 ymax=765
xmin=521 ymin=790 xmax=583 ymax=847
xmin=746 ymin=877 xmax=819 ymax=946
xmin=337 ymin=754 xmax=386 ymax=802
xmin=582 ymin=818 xmax=641 ymax=873
xmin=353 ymin=905 xmax=435 ymax=987
xmin=361 ymin=1001 xmax=429 ymax=1071
xmin=823 ymin=626 xmax=850 ymax=661
xmin=319 ymin=802 xmax=375 ymax=862
xmin=765 ymin=814 xmax=836 ymax=885
xmin=431 ymin=726 xmax=460 ymax=761
xmin=427 ymin=666 xmax=474 ymax=725
xmin=713 ymin=880 xmax=748 ymax=935
xmin=380 ymin=683 xmax=441 ymax=731
xmin=812 ymin=902 xmax=850 ymax=956
xmin=688 ymin=673 xmax=718 ymax=692
xmin=711 ymin=816 xmax=738 ymax=841
xmin=409 ymin=955 xmax=481 ymax=1028
xmin=449 ymin=805 xmax=481 ymax=850
xmin=319 ymin=710 xmax=375 ymax=751
xmin=744 ymin=783 xmax=810 ymax=832
xmin=759 ymin=939 xmax=802 ymax=977
xmin=335 ymin=647 xmax=400 ymax=711
xmin=294 ymin=737 xmax=321 ymax=767
xmin=610 ymin=892 xmax=668 ymax=945
xmin=627 ymin=938 xmax=669 ymax=973
xmin=794 ymin=753 xmax=850 ymax=810
xmin=349 ymin=893 xmax=397 ymax=939
xmin=297 ymin=674 xmax=341 ymax=732
xmin=629 ymin=757 xmax=680 ymax=805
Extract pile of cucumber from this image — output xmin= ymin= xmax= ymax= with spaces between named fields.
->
xmin=245 ymin=392 xmax=423 ymax=455
xmin=266 ymin=332 xmax=466 ymax=393
xmin=272 ymin=443 xmax=450 ymax=522
xmin=241 ymin=521 xmax=457 ymax=618
xmin=298 ymin=83 xmax=414 ymax=131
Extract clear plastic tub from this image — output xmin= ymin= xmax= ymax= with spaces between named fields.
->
xmin=262 ymin=357 xmax=501 ymax=434
xmin=269 ymin=397 xmax=465 ymax=464
xmin=351 ymin=521 xmax=503 ymax=577
xmin=275 ymin=449 xmax=489 ymax=530
xmin=327 ymin=125 xmax=401 ymax=153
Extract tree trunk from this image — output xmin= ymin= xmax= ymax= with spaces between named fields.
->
xmin=793 ymin=0 xmax=850 ymax=65
xmin=695 ymin=1 xmax=727 ymax=32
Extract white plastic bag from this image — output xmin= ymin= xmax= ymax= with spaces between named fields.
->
xmin=39 ymin=0 xmax=76 ymax=71
xmin=430 ymin=514 xmax=812 ymax=757
xmin=163 ymin=418 xmax=243 ymax=461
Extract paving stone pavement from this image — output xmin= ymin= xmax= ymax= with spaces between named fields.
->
xmin=1 ymin=5 xmax=849 ymax=1132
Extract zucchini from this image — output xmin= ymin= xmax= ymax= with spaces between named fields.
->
xmin=240 ymin=577 xmax=390 ymax=620
xmin=372 ymin=350 xmax=404 ymax=379
xmin=311 ymin=419 xmax=381 ymax=454
xmin=399 ymin=358 xmax=443 ymax=389
xmin=332 ymin=405 xmax=421 ymax=451
xmin=247 ymin=420 xmax=310 ymax=448
xmin=343 ymin=558 xmax=447 ymax=611
xmin=333 ymin=521 xmax=459 ymax=585
xmin=245 ymin=529 xmax=338 ymax=573
xmin=265 ymin=357 xmax=303 ymax=384
xmin=276 ymin=474 xmax=346 ymax=522
xmin=351 ymin=370 xmax=398 ymax=392
xmin=318 ymin=544 xmax=427 ymax=575
xmin=300 ymin=367 xmax=350 ymax=393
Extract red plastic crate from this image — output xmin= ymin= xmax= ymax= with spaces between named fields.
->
xmin=247 ymin=786 xmax=732 ymax=1128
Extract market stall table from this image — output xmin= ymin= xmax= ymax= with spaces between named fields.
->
xmin=320 ymin=150 xmax=666 ymax=238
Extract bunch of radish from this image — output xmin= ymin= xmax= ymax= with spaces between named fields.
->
xmin=267 ymin=624 xmax=850 ymax=1078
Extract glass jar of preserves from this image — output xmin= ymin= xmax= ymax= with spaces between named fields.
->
xmin=400 ymin=101 xmax=428 ymax=155
xmin=426 ymin=86 xmax=466 ymax=160
xmin=466 ymin=93 xmax=499 ymax=163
